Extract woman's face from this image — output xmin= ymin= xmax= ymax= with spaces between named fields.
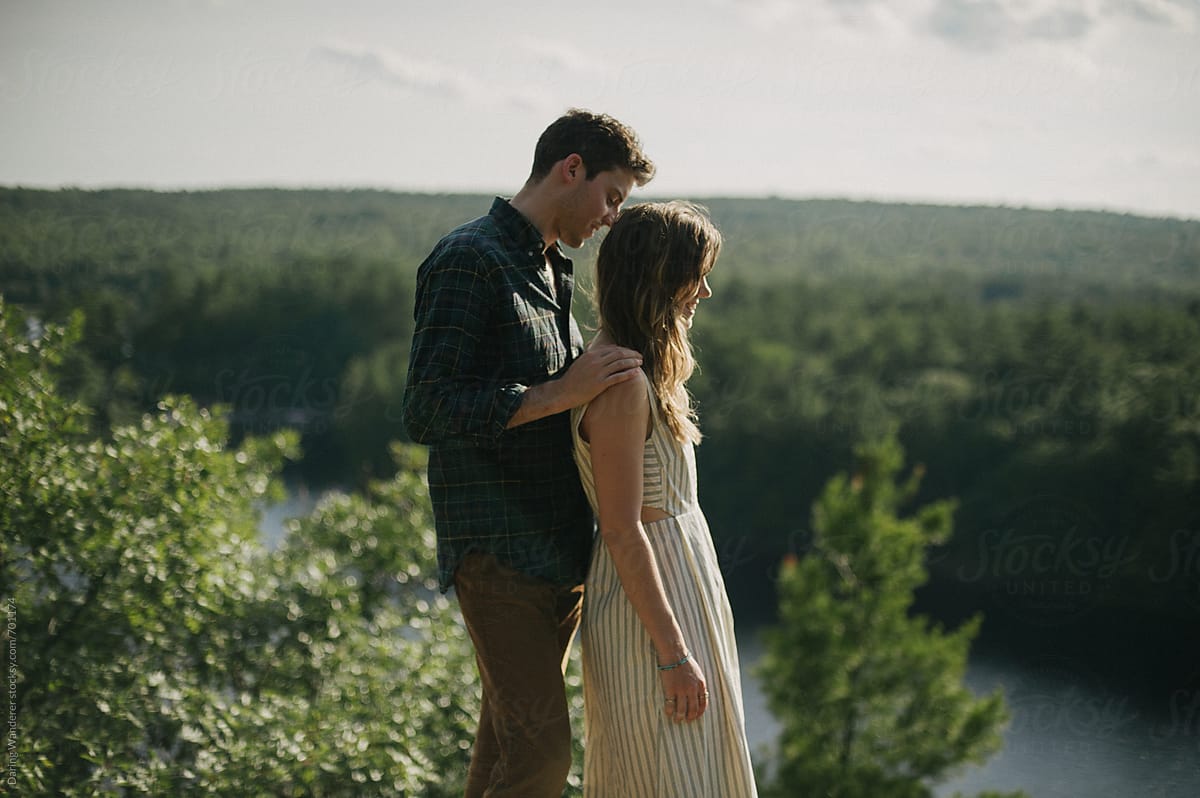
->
xmin=677 ymin=273 xmax=713 ymax=329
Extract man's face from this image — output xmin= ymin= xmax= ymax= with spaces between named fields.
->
xmin=558 ymin=166 xmax=636 ymax=249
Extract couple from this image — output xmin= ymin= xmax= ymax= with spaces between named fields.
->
xmin=403 ymin=109 xmax=758 ymax=797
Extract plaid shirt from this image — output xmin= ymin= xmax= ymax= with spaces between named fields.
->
xmin=403 ymin=197 xmax=594 ymax=593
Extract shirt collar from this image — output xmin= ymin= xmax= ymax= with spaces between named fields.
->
xmin=489 ymin=196 xmax=569 ymax=263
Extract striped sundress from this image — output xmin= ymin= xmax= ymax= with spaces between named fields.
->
xmin=571 ymin=375 xmax=759 ymax=797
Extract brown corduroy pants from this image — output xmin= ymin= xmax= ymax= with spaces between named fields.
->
xmin=454 ymin=553 xmax=584 ymax=798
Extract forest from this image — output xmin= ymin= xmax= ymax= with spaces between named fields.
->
xmin=3 ymin=186 xmax=1198 ymax=794
xmin=3 ymin=186 xmax=1197 ymax=624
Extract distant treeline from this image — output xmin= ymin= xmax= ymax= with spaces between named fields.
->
xmin=2 ymin=187 xmax=1198 ymax=624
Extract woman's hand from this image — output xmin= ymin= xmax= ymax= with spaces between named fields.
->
xmin=659 ymin=656 xmax=708 ymax=723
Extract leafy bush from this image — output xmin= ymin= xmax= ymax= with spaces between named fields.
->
xmin=1 ymin=298 xmax=482 ymax=796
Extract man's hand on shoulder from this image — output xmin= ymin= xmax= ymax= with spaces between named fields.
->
xmin=506 ymin=345 xmax=643 ymax=429
xmin=557 ymin=345 xmax=644 ymax=409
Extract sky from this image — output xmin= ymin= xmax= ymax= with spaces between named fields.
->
xmin=1 ymin=0 xmax=1198 ymax=220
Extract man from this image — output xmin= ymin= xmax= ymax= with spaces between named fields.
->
xmin=403 ymin=109 xmax=655 ymax=797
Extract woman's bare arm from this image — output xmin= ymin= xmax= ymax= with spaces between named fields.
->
xmin=583 ymin=372 xmax=707 ymax=721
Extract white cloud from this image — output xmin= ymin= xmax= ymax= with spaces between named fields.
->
xmin=1054 ymin=45 xmax=1104 ymax=77
xmin=1107 ymin=0 xmax=1200 ymax=29
xmin=925 ymin=0 xmax=1018 ymax=51
xmin=715 ymin=0 xmax=1197 ymax=49
xmin=314 ymin=41 xmax=467 ymax=96
xmin=1123 ymin=147 xmax=1200 ymax=171
xmin=921 ymin=0 xmax=1115 ymax=51
xmin=1024 ymin=7 xmax=1095 ymax=39
xmin=707 ymin=0 xmax=811 ymax=29
xmin=312 ymin=40 xmax=549 ymax=112
xmin=518 ymin=40 xmax=605 ymax=75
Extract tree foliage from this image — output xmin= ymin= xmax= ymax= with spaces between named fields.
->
xmin=2 ymin=186 xmax=1198 ymax=657
xmin=690 ymin=274 xmax=1200 ymax=621
xmin=758 ymin=433 xmax=1027 ymax=798
xmin=0 ymin=299 xmax=483 ymax=796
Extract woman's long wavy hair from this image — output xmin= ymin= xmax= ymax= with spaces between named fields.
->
xmin=594 ymin=201 xmax=721 ymax=445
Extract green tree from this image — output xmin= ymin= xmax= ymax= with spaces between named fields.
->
xmin=758 ymin=433 xmax=1027 ymax=798
xmin=0 ymin=297 xmax=482 ymax=796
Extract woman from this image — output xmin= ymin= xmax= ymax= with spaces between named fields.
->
xmin=572 ymin=201 xmax=758 ymax=796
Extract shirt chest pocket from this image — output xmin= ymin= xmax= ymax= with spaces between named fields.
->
xmin=492 ymin=289 xmax=567 ymax=377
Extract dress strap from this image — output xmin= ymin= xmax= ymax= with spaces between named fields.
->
xmin=640 ymin=370 xmax=661 ymax=433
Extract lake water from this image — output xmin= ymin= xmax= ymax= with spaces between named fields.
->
xmin=736 ymin=627 xmax=1200 ymax=797
xmin=260 ymin=495 xmax=1200 ymax=796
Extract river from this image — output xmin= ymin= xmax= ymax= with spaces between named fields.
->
xmin=736 ymin=626 xmax=1200 ymax=797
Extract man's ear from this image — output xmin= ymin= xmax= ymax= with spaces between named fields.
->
xmin=560 ymin=153 xmax=586 ymax=184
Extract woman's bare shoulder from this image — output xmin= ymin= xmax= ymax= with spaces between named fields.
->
xmin=582 ymin=369 xmax=650 ymax=433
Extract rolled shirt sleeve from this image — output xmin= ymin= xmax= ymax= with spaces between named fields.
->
xmin=403 ymin=243 xmax=529 ymax=447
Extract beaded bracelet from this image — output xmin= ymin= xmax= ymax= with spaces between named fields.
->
xmin=656 ymin=653 xmax=691 ymax=671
